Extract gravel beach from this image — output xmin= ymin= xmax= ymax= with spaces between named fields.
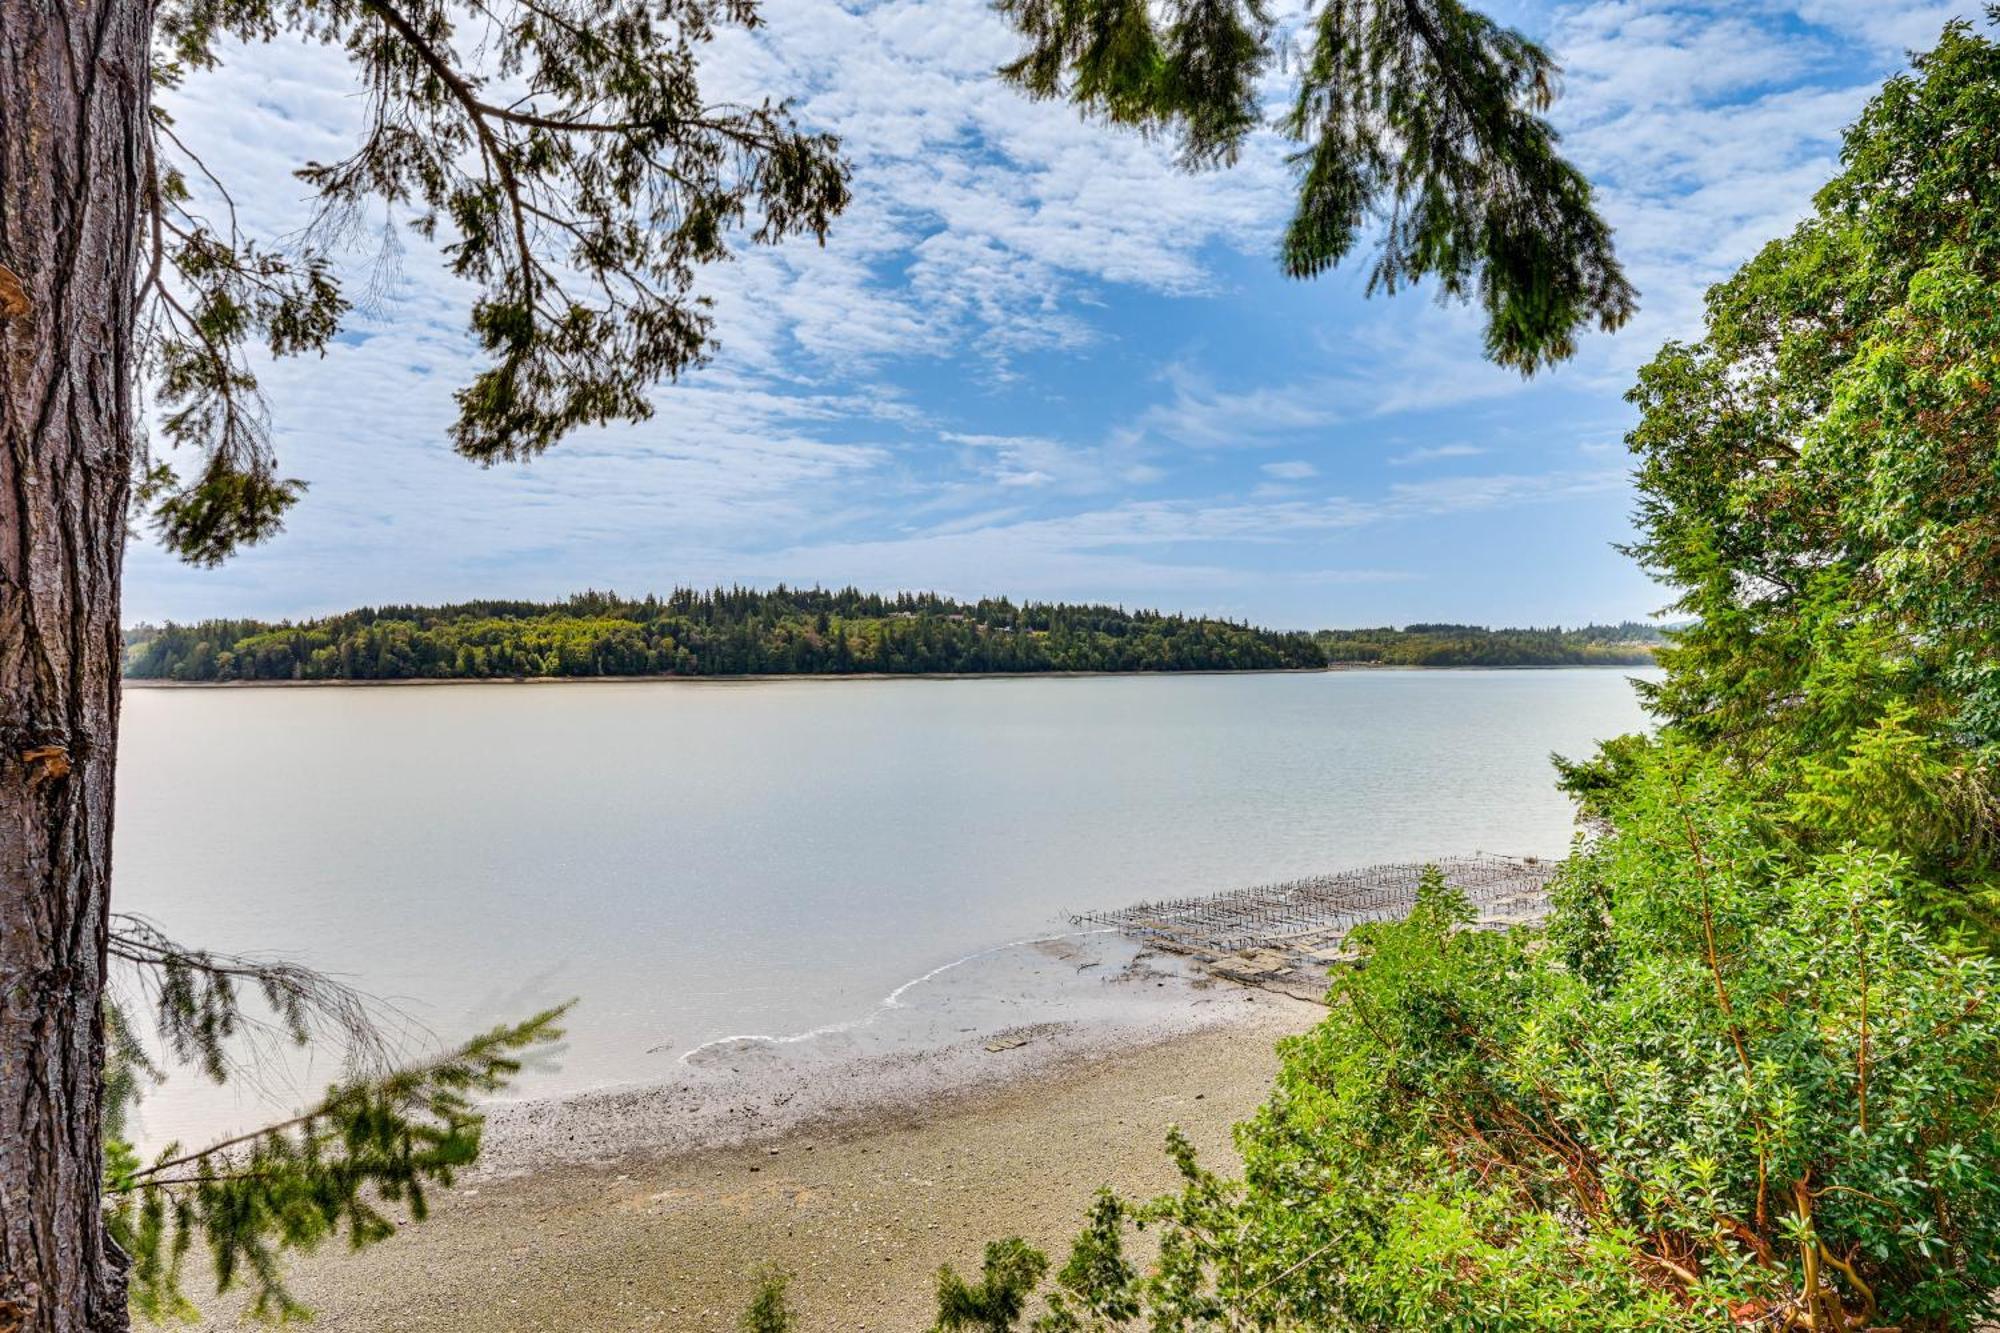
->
xmin=189 ymin=937 xmax=1322 ymax=1330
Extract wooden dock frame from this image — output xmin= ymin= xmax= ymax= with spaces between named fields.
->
xmin=1069 ymin=853 xmax=1559 ymax=1002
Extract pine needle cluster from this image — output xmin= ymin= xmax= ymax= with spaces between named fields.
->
xmin=102 ymin=915 xmax=565 ymax=1322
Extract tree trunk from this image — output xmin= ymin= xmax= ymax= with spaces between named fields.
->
xmin=0 ymin=2 xmax=150 ymax=1329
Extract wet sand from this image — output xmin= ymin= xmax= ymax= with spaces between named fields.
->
xmin=192 ymin=946 xmax=1318 ymax=1330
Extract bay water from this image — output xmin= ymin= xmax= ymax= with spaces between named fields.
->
xmin=114 ymin=668 xmax=1652 ymax=1146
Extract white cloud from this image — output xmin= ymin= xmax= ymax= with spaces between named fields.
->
xmin=1789 ymin=0 xmax=1966 ymax=51
xmin=724 ymin=463 xmax=1625 ymax=614
xmin=1389 ymin=444 xmax=1486 ymax=467
xmin=1384 ymin=469 xmax=1629 ymax=513
xmin=1134 ymin=368 xmax=1345 ymax=449
xmin=686 ymin=0 xmax=1295 ymax=373
xmin=941 ymin=431 xmax=1158 ymax=497
xmin=124 ymin=1 xmax=1973 ymax=630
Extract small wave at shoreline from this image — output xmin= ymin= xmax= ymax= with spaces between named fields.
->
xmin=674 ymin=927 xmax=1120 ymax=1066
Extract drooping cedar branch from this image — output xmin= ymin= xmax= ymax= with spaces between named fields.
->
xmin=135 ymin=0 xmax=851 ymax=567
xmin=995 ymin=0 xmax=1635 ymax=373
xmin=106 ymin=913 xmax=398 ymax=1086
xmin=102 ymin=1007 xmax=568 ymax=1322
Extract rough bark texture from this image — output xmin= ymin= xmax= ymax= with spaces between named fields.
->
xmin=0 ymin=1 xmax=149 ymax=1329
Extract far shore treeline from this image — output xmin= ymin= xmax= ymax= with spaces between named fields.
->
xmin=120 ymin=588 xmax=1662 ymax=681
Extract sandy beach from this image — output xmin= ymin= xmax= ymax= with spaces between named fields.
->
xmin=189 ymin=939 xmax=1321 ymax=1330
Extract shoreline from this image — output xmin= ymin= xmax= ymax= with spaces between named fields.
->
xmin=189 ymin=939 xmax=1322 ymax=1330
xmin=122 ymin=660 xmax=1653 ymax=689
xmin=476 ymin=934 xmax=1307 ymax=1176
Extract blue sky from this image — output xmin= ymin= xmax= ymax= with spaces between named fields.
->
xmin=125 ymin=0 xmax=1978 ymax=629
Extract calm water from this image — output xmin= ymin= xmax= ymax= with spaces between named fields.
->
xmin=114 ymin=669 xmax=1652 ymax=1144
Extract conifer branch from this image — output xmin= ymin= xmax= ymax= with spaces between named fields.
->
xmin=105 ymin=1006 xmax=569 ymax=1320
xmin=113 ymin=1005 xmax=567 ymax=1190
xmin=107 ymin=913 xmax=396 ymax=1085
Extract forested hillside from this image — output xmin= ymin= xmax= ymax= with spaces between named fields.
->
xmin=120 ymin=590 xmax=1660 ymax=681
xmin=121 ymin=588 xmax=1324 ymax=679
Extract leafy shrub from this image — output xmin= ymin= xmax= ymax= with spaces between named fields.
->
xmin=866 ymin=784 xmax=2000 ymax=1330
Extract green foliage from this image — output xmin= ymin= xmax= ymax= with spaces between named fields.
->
xmin=122 ymin=590 xmax=1658 ymax=681
xmin=1032 ymin=1191 xmax=1139 ymax=1331
xmin=895 ymin=811 xmax=2000 ymax=1331
xmin=740 ymin=1268 xmax=798 ymax=1333
xmin=107 ymin=1007 xmax=566 ymax=1323
xmin=1319 ymin=621 xmax=1663 ymax=667
xmin=932 ymin=1238 xmax=1050 ymax=1333
xmin=1619 ymin=13 xmax=2000 ymax=775
xmin=995 ymin=0 xmax=1634 ymax=371
xmin=1534 ymin=756 xmax=2000 ymax=1329
xmin=101 ymin=913 xmax=564 ymax=1323
xmin=1559 ymin=9 xmax=2000 ymax=941
xmin=1549 ymin=730 xmax=1656 ymax=826
xmin=138 ymin=0 xmax=848 ymax=562
xmin=102 ymin=1000 xmax=162 ymax=1147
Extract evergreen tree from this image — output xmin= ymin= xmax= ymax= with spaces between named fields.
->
xmin=99 ymin=917 xmax=566 ymax=1322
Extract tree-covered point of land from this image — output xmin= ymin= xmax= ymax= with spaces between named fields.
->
xmin=1317 ymin=620 xmax=1662 ymax=667
xmin=773 ymin=16 xmax=2000 ymax=1332
xmin=118 ymin=590 xmax=1661 ymax=681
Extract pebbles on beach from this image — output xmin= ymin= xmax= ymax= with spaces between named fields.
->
xmin=188 ymin=937 xmax=1319 ymax=1331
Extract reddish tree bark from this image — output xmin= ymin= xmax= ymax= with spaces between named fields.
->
xmin=0 ymin=2 xmax=151 ymax=1328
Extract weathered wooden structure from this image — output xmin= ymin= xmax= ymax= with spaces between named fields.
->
xmin=1072 ymin=853 xmax=1559 ymax=1001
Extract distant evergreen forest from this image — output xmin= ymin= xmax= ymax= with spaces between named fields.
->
xmin=1315 ymin=623 xmax=1662 ymax=667
xmin=120 ymin=589 xmax=1662 ymax=681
